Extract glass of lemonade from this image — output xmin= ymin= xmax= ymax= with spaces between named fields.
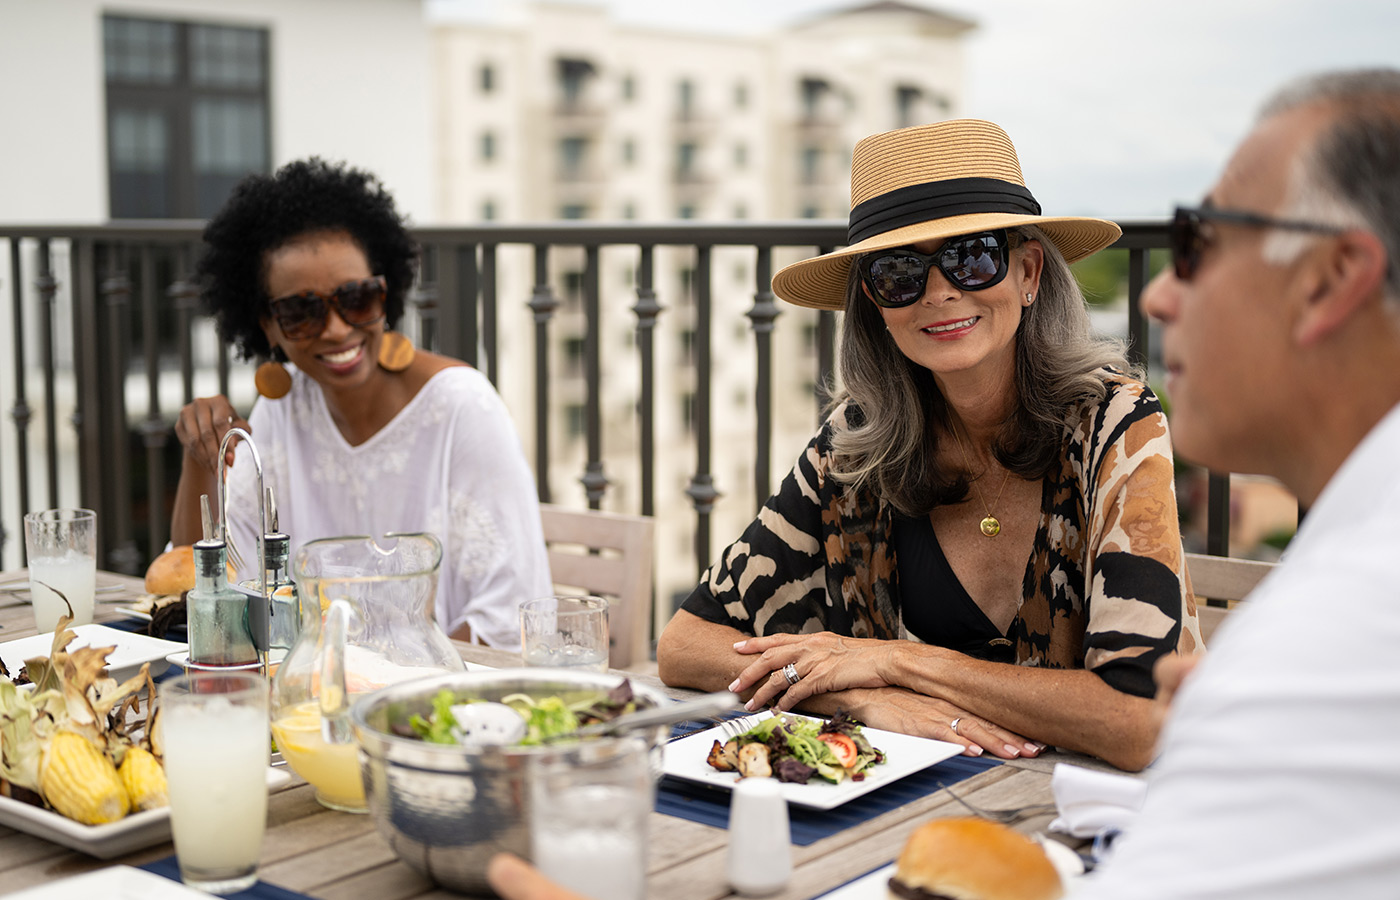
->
xmin=159 ymin=672 xmax=270 ymax=893
xmin=530 ymin=736 xmax=651 ymax=900
xmin=23 ymin=508 xmax=96 ymax=633
xmin=519 ymin=595 xmax=610 ymax=672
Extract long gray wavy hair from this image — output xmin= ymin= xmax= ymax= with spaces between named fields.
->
xmin=828 ymin=225 xmax=1135 ymax=516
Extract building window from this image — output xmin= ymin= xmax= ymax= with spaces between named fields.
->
xmin=800 ymin=77 xmax=829 ymax=120
xmin=621 ymin=138 xmax=636 ymax=165
xmin=678 ymin=204 xmax=696 ymax=220
xmin=677 ymin=79 xmax=695 ymax=118
xmin=559 ymin=136 xmax=588 ymax=179
xmin=734 ymin=82 xmax=749 ymax=108
xmin=801 ymin=205 xmax=820 ymax=219
xmin=566 ymin=404 xmax=586 ymax=439
xmin=800 ymin=145 xmax=821 ymax=183
xmin=679 ymin=266 xmax=695 ymax=304
xmin=560 ymin=203 xmax=588 ymax=220
xmin=621 ymin=73 xmax=635 ymax=101
xmin=680 ymin=393 xmax=695 ymax=433
xmin=564 ymin=337 xmax=586 ymax=376
xmin=481 ymin=199 xmax=496 ymax=221
xmin=679 ymin=329 xmax=696 ymax=364
xmin=734 ymin=142 xmax=748 ymax=169
xmin=896 ymin=85 xmax=921 ymax=128
xmin=734 ymin=202 xmax=748 ymax=220
xmin=481 ymin=130 xmax=496 ymax=161
xmin=480 ymin=63 xmax=495 ymax=93
xmin=676 ymin=142 xmax=698 ymax=179
xmin=622 ymin=202 xmax=637 ymax=220
xmin=562 ymin=270 xmax=585 ymax=305
xmin=802 ymin=322 xmax=819 ymax=353
xmin=104 ymin=14 xmax=269 ymax=218
xmin=557 ymin=57 xmax=595 ymax=108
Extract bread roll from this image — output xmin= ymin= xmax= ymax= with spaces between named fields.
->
xmin=886 ymin=817 xmax=1062 ymax=900
xmin=144 ymin=545 xmax=236 ymax=595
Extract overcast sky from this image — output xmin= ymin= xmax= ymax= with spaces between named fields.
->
xmin=429 ymin=0 xmax=1400 ymax=219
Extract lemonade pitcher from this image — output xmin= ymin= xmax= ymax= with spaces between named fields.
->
xmin=270 ymin=533 xmax=464 ymax=812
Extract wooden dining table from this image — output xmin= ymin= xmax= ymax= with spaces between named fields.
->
xmin=0 ymin=569 xmax=1116 ymax=899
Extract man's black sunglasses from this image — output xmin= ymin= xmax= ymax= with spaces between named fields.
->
xmin=1169 ymin=206 xmax=1346 ymax=281
xmin=268 ymin=275 xmax=387 ymax=341
xmin=857 ymin=230 xmax=1012 ymax=308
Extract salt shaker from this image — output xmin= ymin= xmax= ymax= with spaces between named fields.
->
xmin=726 ymin=777 xmax=793 ymax=896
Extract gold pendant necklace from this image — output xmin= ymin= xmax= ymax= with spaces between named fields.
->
xmin=948 ymin=419 xmax=1013 ymax=537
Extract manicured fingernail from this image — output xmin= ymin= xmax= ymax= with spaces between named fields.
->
xmin=1004 ymin=744 xmax=1021 ymax=757
xmin=744 ymin=699 xmax=756 ymax=711
xmin=966 ymin=744 xmax=983 ymax=756
xmin=1026 ymin=742 xmax=1046 ymax=754
xmin=727 ymin=679 xmax=740 ymax=692
xmin=732 ymin=640 xmax=747 ymax=651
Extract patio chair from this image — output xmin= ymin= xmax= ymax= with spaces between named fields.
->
xmin=539 ymin=504 xmax=655 ymax=669
xmin=1185 ymin=552 xmax=1277 ymax=646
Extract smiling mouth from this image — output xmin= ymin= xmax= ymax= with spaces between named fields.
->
xmin=922 ymin=316 xmax=979 ymax=334
xmin=320 ymin=346 xmax=361 ymax=366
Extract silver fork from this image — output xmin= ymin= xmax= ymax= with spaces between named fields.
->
xmin=938 ymin=782 xmax=1058 ymax=825
xmin=716 ymin=712 xmax=767 ymax=741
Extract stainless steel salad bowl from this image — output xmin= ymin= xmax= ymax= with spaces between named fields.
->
xmin=350 ymin=668 xmax=671 ymax=896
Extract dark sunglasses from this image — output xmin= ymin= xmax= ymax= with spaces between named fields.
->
xmin=1169 ymin=206 xmax=1346 ymax=281
xmin=268 ymin=275 xmax=387 ymax=341
xmin=857 ymin=230 xmax=1012 ymax=308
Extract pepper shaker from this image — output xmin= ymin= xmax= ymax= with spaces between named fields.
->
xmin=726 ymin=777 xmax=793 ymax=896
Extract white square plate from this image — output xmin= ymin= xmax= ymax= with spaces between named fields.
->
xmin=0 ymin=624 xmax=187 ymax=684
xmin=662 ymin=711 xmax=963 ymax=810
xmin=0 ymin=767 xmax=292 ymax=860
xmin=5 ymin=864 xmax=220 ymax=898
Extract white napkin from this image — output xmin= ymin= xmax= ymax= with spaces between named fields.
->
xmin=1048 ymin=762 xmax=1148 ymax=838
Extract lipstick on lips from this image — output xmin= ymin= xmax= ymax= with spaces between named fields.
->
xmin=922 ymin=315 xmax=979 ymax=338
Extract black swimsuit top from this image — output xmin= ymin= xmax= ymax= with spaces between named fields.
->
xmin=892 ymin=512 xmax=1016 ymax=664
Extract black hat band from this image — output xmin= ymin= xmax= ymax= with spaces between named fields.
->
xmin=847 ymin=177 xmax=1042 ymax=245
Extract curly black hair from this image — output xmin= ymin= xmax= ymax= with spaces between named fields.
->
xmin=195 ymin=158 xmax=418 ymax=361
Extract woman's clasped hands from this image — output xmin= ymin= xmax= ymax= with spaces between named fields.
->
xmin=727 ymin=632 xmax=1042 ymax=761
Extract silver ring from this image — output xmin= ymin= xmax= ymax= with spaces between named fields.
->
xmin=950 ymin=717 xmax=962 ymax=734
xmin=782 ymin=663 xmax=801 ymax=686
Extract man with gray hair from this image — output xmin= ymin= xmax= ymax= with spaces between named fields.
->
xmin=1074 ymin=67 xmax=1400 ymax=898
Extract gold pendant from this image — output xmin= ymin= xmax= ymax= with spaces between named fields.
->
xmin=980 ymin=515 xmax=1001 ymax=537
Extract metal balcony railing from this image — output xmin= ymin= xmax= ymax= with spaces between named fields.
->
xmin=0 ymin=220 xmax=1243 ymax=592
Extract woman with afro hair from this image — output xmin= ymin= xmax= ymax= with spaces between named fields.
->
xmin=172 ymin=158 xmax=551 ymax=648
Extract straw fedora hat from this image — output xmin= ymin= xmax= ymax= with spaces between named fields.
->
xmin=772 ymin=119 xmax=1122 ymax=311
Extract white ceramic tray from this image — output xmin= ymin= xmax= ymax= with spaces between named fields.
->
xmin=0 ymin=624 xmax=187 ymax=684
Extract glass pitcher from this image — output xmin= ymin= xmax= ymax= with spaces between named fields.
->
xmin=270 ymin=532 xmax=465 ymax=812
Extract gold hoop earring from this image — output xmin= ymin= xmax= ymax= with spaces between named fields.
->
xmin=255 ymin=360 xmax=292 ymax=399
xmin=378 ymin=331 xmax=415 ymax=372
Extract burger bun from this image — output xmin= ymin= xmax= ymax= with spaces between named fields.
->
xmin=887 ymin=817 xmax=1062 ymax=900
xmin=144 ymin=545 xmax=237 ymax=595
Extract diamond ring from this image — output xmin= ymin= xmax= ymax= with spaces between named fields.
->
xmin=782 ymin=663 xmax=801 ymax=686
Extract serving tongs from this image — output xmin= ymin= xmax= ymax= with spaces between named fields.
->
xmin=450 ymin=690 xmax=742 ymax=749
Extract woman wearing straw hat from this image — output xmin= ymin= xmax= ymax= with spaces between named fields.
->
xmin=657 ymin=120 xmax=1201 ymax=772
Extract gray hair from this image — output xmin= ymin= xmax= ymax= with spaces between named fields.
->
xmin=1260 ymin=68 xmax=1400 ymax=300
xmin=828 ymin=226 xmax=1134 ymax=516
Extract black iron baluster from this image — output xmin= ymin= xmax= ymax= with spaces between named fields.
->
xmin=171 ymin=244 xmax=198 ymax=404
xmin=458 ymin=243 xmax=480 ymax=368
xmin=580 ymin=245 xmax=608 ymax=508
xmin=36 ymin=239 xmax=59 ymax=511
xmin=100 ymin=247 xmax=140 ymax=574
xmin=140 ymin=246 xmax=168 ymax=557
xmin=685 ymin=245 xmax=719 ymax=574
xmin=528 ymin=244 xmax=559 ymax=503
xmin=217 ymin=339 xmax=230 ymax=399
xmin=746 ymin=246 xmax=778 ymax=505
xmin=482 ymin=243 xmax=499 ymax=386
xmin=631 ymin=245 xmax=661 ymax=518
xmin=814 ymin=245 xmax=836 ymax=424
xmin=71 ymin=239 xmax=102 ymax=534
xmin=1126 ymin=246 xmax=1149 ymax=371
xmin=9 ymin=239 xmax=33 ymax=547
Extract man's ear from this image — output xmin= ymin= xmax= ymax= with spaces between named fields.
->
xmin=1294 ymin=228 xmax=1388 ymax=347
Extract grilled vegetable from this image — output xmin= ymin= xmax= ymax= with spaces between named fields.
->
xmin=40 ymin=732 xmax=130 ymax=825
xmin=736 ymin=743 xmax=772 ymax=778
xmin=706 ymin=738 xmax=739 ymax=771
xmin=119 ymin=746 xmax=169 ymax=812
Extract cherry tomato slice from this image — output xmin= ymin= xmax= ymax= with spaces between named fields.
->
xmin=818 ymin=732 xmax=859 ymax=768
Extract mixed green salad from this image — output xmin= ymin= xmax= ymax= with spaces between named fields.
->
xmin=406 ymin=679 xmax=642 ymax=747
xmin=706 ymin=711 xmax=885 ymax=785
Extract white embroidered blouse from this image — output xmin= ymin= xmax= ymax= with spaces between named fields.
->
xmin=224 ymin=365 xmax=552 ymax=649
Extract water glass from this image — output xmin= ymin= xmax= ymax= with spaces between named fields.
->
xmin=519 ymin=595 xmax=610 ymax=671
xmin=23 ymin=508 xmax=96 ymax=633
xmin=159 ymin=672 xmax=270 ymax=893
xmin=529 ymin=737 xmax=651 ymax=900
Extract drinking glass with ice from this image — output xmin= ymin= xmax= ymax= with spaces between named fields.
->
xmin=23 ymin=508 xmax=96 ymax=633
xmin=519 ymin=595 xmax=610 ymax=672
